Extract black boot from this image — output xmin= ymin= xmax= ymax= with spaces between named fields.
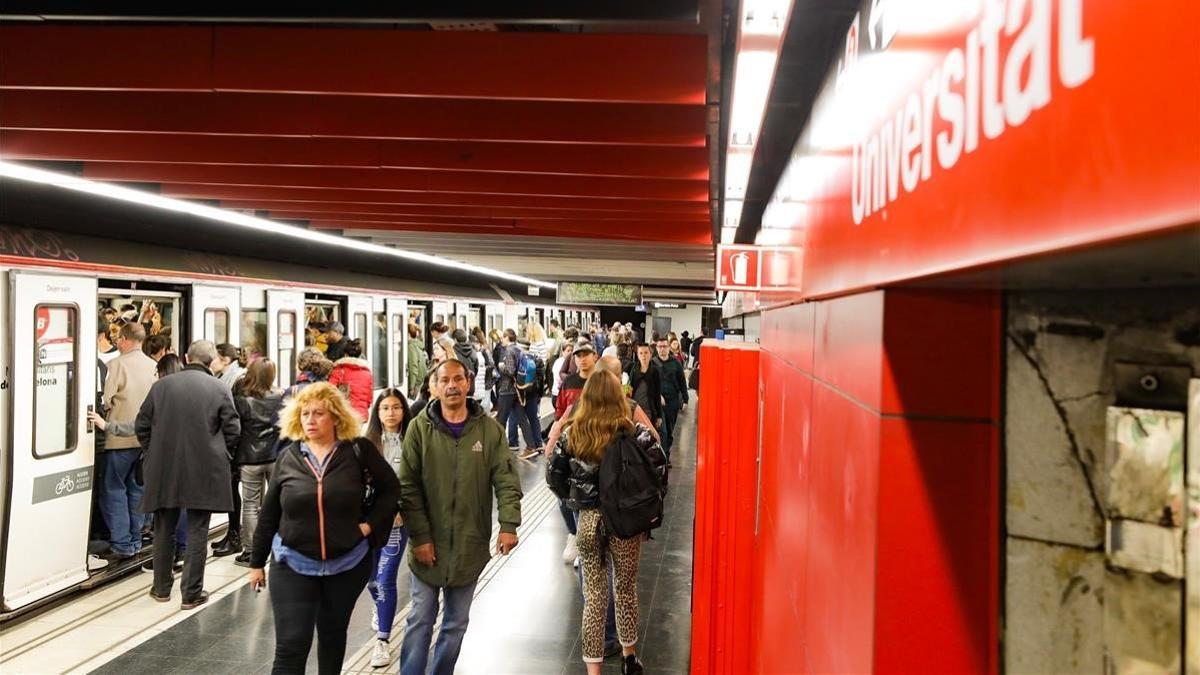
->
xmin=213 ymin=531 xmax=241 ymax=557
xmin=621 ymin=654 xmax=644 ymax=675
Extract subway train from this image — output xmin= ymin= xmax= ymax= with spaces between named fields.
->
xmin=0 ymin=224 xmax=598 ymax=619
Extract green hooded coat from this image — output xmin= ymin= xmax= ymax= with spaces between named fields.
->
xmin=399 ymin=399 xmax=523 ymax=588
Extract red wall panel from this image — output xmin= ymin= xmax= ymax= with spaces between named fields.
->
xmin=813 ymin=291 xmax=885 ymax=408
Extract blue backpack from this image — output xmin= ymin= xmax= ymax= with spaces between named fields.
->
xmin=516 ymin=352 xmax=539 ymax=389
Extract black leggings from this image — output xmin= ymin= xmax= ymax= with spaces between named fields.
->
xmin=269 ymin=553 xmax=373 ymax=674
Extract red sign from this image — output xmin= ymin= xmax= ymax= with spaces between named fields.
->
xmin=35 ymin=306 xmax=50 ymax=340
xmin=748 ymin=0 xmax=1200 ymax=304
xmin=716 ymin=245 xmax=762 ymax=291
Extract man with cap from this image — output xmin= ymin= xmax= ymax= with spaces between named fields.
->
xmin=324 ymin=321 xmax=349 ymax=361
xmin=553 ymin=338 xmax=597 ymax=420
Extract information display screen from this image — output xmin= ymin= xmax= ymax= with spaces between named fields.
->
xmin=557 ymin=282 xmax=642 ymax=306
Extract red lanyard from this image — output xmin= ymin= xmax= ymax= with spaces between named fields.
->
xmin=300 ymin=446 xmax=338 ymax=560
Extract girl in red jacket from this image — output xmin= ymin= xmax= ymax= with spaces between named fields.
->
xmin=328 ymin=339 xmax=373 ymax=422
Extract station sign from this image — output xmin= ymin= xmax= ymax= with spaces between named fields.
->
xmin=557 ymin=281 xmax=643 ymax=306
xmin=745 ymin=0 xmax=1200 ymax=303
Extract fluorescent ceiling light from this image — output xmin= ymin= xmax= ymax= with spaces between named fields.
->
xmin=722 ymin=0 xmax=794 ymax=241
xmin=0 ymin=161 xmax=557 ymax=289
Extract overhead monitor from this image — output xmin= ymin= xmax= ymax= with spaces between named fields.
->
xmin=556 ymin=282 xmax=643 ymax=306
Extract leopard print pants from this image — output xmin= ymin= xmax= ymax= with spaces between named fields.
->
xmin=576 ymin=508 xmax=642 ymax=663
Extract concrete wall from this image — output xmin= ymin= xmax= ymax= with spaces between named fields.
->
xmin=649 ymin=305 xmax=703 ymax=338
xmin=1004 ymin=289 xmax=1200 ymax=673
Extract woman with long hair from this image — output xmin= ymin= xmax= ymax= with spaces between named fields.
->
xmin=232 ymin=358 xmax=283 ymax=567
xmin=363 ymin=387 xmax=412 ymax=668
xmin=560 ymin=372 xmax=659 ymax=675
xmin=247 ymin=383 xmax=399 ymax=675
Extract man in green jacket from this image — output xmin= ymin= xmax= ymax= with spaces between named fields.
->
xmin=398 ymin=358 xmax=522 ymax=675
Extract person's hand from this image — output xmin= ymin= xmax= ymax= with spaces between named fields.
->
xmin=496 ymin=532 xmax=519 ymax=556
xmin=393 ymin=514 xmax=404 ymax=527
xmin=358 ymin=523 xmax=372 ymax=538
xmin=414 ymin=543 xmax=437 ymax=566
xmin=682 ymin=403 xmax=688 ymax=411
xmin=248 ymin=568 xmax=266 ymax=592
xmin=87 ymin=411 xmax=108 ymax=431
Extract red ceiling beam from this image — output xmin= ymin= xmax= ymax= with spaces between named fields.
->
xmin=81 ymin=162 xmax=709 ymax=201
xmin=219 ymin=200 xmax=705 ymax=220
xmin=267 ymin=211 xmax=708 ymax=232
xmin=309 ymin=220 xmax=713 ymax=245
xmin=163 ymin=184 xmax=710 ymax=213
xmin=0 ymin=91 xmax=707 ymax=146
xmin=219 ymin=200 xmax=708 ymax=221
xmin=0 ymin=26 xmax=706 ymax=104
xmin=0 ymin=130 xmax=709 ymax=180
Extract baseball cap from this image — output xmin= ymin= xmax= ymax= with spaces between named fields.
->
xmin=573 ymin=339 xmax=597 ymax=355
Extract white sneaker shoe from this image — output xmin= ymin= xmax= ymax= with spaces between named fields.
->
xmin=86 ymin=554 xmax=110 ymax=572
xmin=369 ymin=639 xmax=391 ymax=668
xmin=561 ymin=534 xmax=578 ymax=564
xmin=370 ymin=606 xmax=379 ymax=632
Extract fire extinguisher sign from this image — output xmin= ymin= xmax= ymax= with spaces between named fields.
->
xmin=716 ymin=245 xmax=763 ymax=291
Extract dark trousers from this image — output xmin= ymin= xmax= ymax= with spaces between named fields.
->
xmin=662 ymin=395 xmax=683 ymax=454
xmin=152 ymin=508 xmax=211 ymax=599
xmin=228 ymin=466 xmax=241 ymax=536
xmin=269 ymin=553 xmax=373 ymax=675
xmin=507 ymin=393 xmax=543 ymax=448
xmin=496 ymin=393 xmax=535 ymax=449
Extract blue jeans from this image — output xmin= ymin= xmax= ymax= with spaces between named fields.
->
xmin=368 ymin=525 xmax=409 ymax=640
xmin=400 ymin=574 xmax=477 ymax=675
xmin=100 ymin=449 xmax=145 ymax=555
xmin=506 ymin=393 xmax=543 ymax=448
xmin=496 ymin=393 xmax=536 ymax=450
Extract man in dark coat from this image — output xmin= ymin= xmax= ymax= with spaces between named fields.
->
xmin=136 ymin=339 xmax=241 ymax=610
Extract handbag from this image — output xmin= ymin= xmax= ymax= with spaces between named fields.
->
xmin=545 ymin=441 xmax=572 ymax=499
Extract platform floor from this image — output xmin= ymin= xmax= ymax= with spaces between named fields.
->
xmin=0 ymin=404 xmax=696 ymax=675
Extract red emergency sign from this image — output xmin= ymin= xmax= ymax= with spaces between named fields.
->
xmin=716 ymin=245 xmax=762 ymax=291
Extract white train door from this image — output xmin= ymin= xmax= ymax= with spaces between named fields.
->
xmin=191 ymin=284 xmax=241 ymax=347
xmin=267 ymin=290 xmax=305 ymax=389
xmin=2 ymin=272 xmax=96 ymax=611
xmin=347 ymin=294 xmax=373 ymax=361
xmin=385 ymin=298 xmax=408 ymax=396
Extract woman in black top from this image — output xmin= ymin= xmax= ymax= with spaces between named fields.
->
xmin=247 ymin=382 xmax=399 ymax=675
xmin=626 ymin=344 xmax=663 ymax=429
xmin=232 ymin=358 xmax=284 ymax=567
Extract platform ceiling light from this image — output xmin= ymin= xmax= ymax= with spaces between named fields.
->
xmin=0 ymin=161 xmax=557 ymax=289
xmin=721 ymin=0 xmax=794 ymax=244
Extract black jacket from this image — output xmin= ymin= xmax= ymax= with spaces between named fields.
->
xmin=249 ymin=439 xmax=400 ymax=568
xmin=135 ymin=364 xmax=241 ymax=513
xmin=655 ymin=356 xmax=688 ymax=403
xmin=233 ymin=391 xmax=284 ymax=465
xmin=325 ymin=337 xmax=349 ymax=361
xmin=626 ymin=361 xmax=664 ymax=422
xmin=560 ymin=423 xmax=660 ymax=511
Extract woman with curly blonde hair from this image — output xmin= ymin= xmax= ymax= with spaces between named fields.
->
xmin=247 ymin=382 xmax=399 ymax=675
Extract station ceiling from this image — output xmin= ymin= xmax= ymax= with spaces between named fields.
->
xmin=0 ymin=5 xmax=722 ymax=290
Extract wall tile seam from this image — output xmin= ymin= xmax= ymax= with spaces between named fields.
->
xmin=759 ymin=344 xmax=814 ymax=377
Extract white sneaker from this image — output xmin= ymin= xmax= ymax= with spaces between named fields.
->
xmin=86 ymin=554 xmax=110 ymax=572
xmin=370 ymin=605 xmax=379 ymax=632
xmin=369 ymin=639 xmax=391 ymax=668
xmin=561 ymin=534 xmax=578 ymax=564
xmin=573 ymin=556 xmax=581 ymax=569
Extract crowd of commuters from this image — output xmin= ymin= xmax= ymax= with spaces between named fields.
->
xmin=89 ymin=305 xmax=700 ymax=674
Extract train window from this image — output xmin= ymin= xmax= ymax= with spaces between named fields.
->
xmin=98 ymin=294 xmax=180 ymax=353
xmin=278 ymin=310 xmax=297 ymax=387
xmin=241 ymin=310 xmax=267 ymax=362
xmin=33 ymin=304 xmax=78 ymax=459
xmin=434 ymin=314 xmax=445 ymax=327
xmin=373 ymin=312 xmax=387 ymax=388
xmin=392 ymin=314 xmax=405 ymax=389
xmin=354 ymin=312 xmax=368 ymax=345
xmin=205 ymin=308 xmax=229 ymax=344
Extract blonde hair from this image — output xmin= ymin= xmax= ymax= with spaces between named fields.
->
xmin=278 ymin=382 xmax=363 ymax=441
xmin=526 ymin=322 xmax=546 ymax=344
xmin=566 ymin=372 xmax=633 ymax=464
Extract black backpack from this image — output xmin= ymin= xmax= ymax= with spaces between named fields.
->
xmin=598 ymin=430 xmax=666 ymax=539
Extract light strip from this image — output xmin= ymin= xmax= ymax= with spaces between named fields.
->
xmin=0 ymin=161 xmax=557 ymax=289
xmin=722 ymin=0 xmax=794 ymax=244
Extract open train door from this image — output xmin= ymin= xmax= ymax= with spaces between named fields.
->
xmin=267 ymin=290 xmax=305 ymax=389
xmin=2 ymin=272 xmax=96 ymax=611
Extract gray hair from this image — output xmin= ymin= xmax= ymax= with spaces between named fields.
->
xmin=186 ymin=339 xmax=218 ymax=367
